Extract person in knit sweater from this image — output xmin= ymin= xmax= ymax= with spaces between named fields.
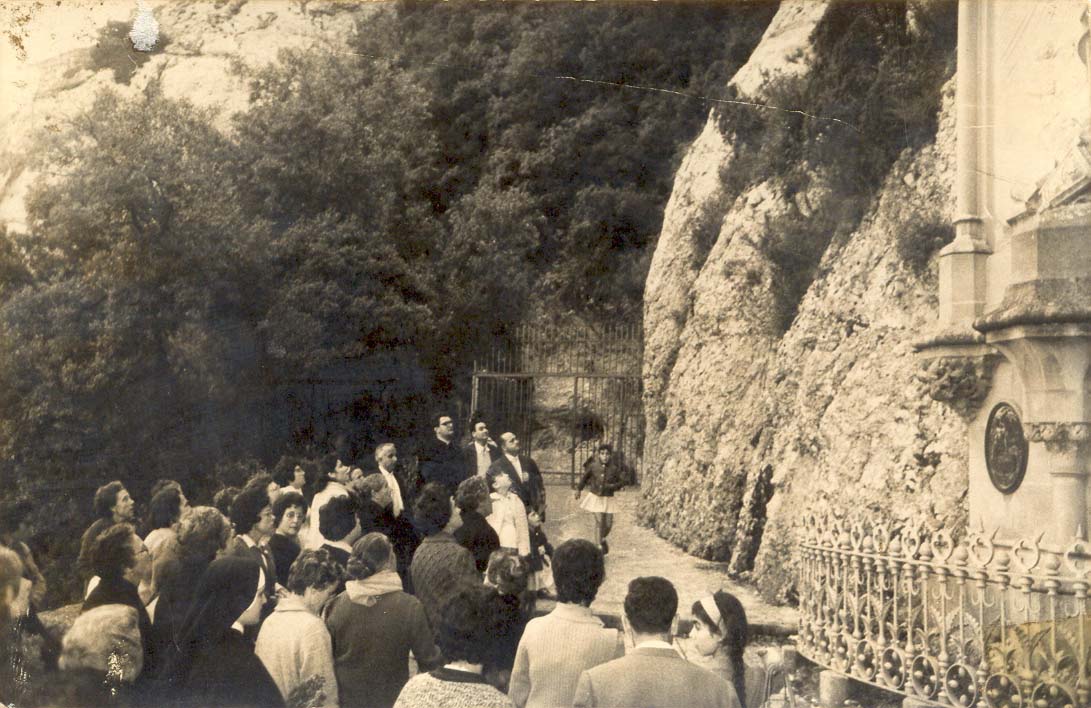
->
xmin=393 ymin=585 xmax=512 ymax=708
xmin=326 ymin=533 xmax=441 ymax=708
xmin=509 ymin=539 xmax=621 ymax=708
xmin=409 ymin=483 xmax=480 ymax=634
xmin=255 ymin=549 xmax=343 ymax=708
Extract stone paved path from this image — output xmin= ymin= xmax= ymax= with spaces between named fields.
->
xmin=541 ymin=482 xmax=798 ymax=635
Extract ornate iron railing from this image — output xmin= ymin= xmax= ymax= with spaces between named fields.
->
xmin=797 ymin=512 xmax=1091 ymax=707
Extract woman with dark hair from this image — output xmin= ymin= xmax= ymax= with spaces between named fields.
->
xmin=143 ymin=486 xmax=187 ymax=557
xmin=689 ymin=591 xmax=749 ymax=707
xmin=326 ymin=533 xmax=440 ymax=708
xmin=82 ymin=523 xmax=153 ymax=671
xmin=268 ymin=491 xmax=305 ymax=582
xmin=149 ymin=507 xmax=232 ymax=681
xmin=409 ymin=483 xmax=480 ymax=633
xmin=302 ymin=459 xmax=351 ymax=550
xmin=574 ymin=444 xmax=626 ymax=554
xmin=164 ymin=555 xmax=283 ymax=708
xmin=509 ymin=539 xmax=620 ymax=708
xmin=393 ymin=585 xmax=511 ymax=708
xmin=452 ymin=476 xmax=498 ymax=574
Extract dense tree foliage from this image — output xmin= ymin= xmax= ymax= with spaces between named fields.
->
xmin=0 ymin=2 xmax=776 ymax=605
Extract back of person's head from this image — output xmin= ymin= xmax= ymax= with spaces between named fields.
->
xmin=90 ymin=523 xmax=136 ymax=581
xmin=272 ymin=455 xmax=300 ymax=488
xmin=454 ymin=476 xmax=489 ymax=513
xmin=178 ymin=556 xmax=262 ymax=651
xmin=230 ymin=487 xmax=269 ymax=537
xmin=624 ymin=576 xmax=677 ymax=634
xmin=0 ymin=500 xmax=31 ymax=536
xmin=272 ymin=491 xmax=305 ymax=528
xmin=485 ymin=550 xmax=528 ymax=597
xmin=286 ymin=549 xmax=343 ymax=596
xmin=318 ymin=495 xmax=357 ymax=542
xmin=92 ymin=481 xmax=126 ymax=519
xmin=412 ymin=482 xmax=452 ymax=536
xmin=436 ymin=585 xmax=501 ymax=665
xmin=212 ymin=486 xmax=240 ymax=518
xmin=552 ymin=539 xmax=605 ymax=606
xmin=346 ymin=533 xmax=394 ymax=581
xmin=146 ymin=486 xmax=184 ymax=532
xmin=357 ymin=473 xmax=387 ymax=498
xmin=175 ymin=506 xmax=231 ymax=564
xmin=61 ymin=604 xmax=143 ymax=684
xmin=244 ymin=472 xmax=275 ymax=494
xmin=149 ymin=478 xmax=181 ymax=499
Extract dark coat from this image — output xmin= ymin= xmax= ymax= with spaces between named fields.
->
xmin=577 ymin=460 xmax=626 ymax=498
xmin=267 ymin=533 xmax=300 ymax=584
xmin=487 ymin=455 xmax=546 ymax=518
xmin=462 ymin=440 xmax=502 ymax=479
xmin=175 ymin=629 xmax=284 ymax=708
xmin=224 ymin=536 xmax=278 ymax=599
xmin=417 ymin=437 xmax=466 ymax=497
xmin=452 ymin=510 xmax=500 ymax=574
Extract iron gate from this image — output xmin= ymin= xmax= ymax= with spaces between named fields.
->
xmin=471 ymin=323 xmax=643 ymax=486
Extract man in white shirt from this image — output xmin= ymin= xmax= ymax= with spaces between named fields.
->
xmin=572 ymin=577 xmax=739 ymax=708
xmin=463 ymin=415 xmax=501 ymax=479
xmin=375 ymin=443 xmax=406 ymax=519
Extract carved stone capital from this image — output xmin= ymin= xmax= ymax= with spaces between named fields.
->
xmin=1025 ymin=422 xmax=1091 ymax=452
xmin=916 ymin=354 xmax=999 ymax=418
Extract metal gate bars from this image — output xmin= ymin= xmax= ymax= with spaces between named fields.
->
xmin=471 ymin=323 xmax=643 ymax=485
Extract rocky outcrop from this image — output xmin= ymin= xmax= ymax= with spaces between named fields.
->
xmin=641 ymin=0 xmax=969 ymax=602
xmin=1 ymin=0 xmax=365 ymax=229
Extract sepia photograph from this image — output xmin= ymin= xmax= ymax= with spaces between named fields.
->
xmin=1 ymin=0 xmax=1089 ymax=706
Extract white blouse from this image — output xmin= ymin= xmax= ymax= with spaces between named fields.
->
xmin=486 ymin=492 xmax=530 ymax=556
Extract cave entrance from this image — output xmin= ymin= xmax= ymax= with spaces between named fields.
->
xmin=471 ymin=323 xmax=644 ymax=487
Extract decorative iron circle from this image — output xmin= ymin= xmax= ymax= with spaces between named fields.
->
xmin=943 ymin=663 xmax=978 ymax=707
xmin=1030 ymin=681 xmax=1077 ymax=708
xmin=983 ymin=674 xmax=1022 ymax=708
xmin=985 ymin=402 xmax=1028 ymax=494
xmin=909 ymin=655 xmax=940 ymax=699
xmin=879 ymin=647 xmax=906 ymax=689
xmin=853 ymin=640 xmax=877 ymax=681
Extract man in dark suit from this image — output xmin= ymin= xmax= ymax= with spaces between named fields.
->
xmin=418 ymin=411 xmax=466 ymax=498
xmin=462 ymin=415 xmax=501 ymax=480
xmin=573 ymin=577 xmax=740 ymax=708
xmin=487 ymin=432 xmax=545 ymax=521
xmin=373 ymin=442 xmax=419 ymax=585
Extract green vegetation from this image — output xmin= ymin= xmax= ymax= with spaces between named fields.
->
xmin=0 ymin=1 xmax=775 ymax=606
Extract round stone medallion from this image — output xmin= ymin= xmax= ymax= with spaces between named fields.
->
xmin=985 ymin=403 xmax=1028 ymax=495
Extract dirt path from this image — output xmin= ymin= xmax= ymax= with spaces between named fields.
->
xmin=541 ymin=483 xmax=798 ymax=635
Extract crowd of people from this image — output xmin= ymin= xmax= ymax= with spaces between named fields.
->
xmin=0 ymin=412 xmax=752 ymax=708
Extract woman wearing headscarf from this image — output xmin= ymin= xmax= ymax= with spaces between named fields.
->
xmin=326 ymin=533 xmax=440 ymax=708
xmin=163 ymin=555 xmax=283 ymax=708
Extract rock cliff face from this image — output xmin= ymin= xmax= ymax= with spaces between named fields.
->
xmin=1 ymin=0 xmax=365 ymax=229
xmin=641 ymin=0 xmax=968 ymax=603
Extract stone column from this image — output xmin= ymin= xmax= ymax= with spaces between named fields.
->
xmin=1026 ymin=422 xmax=1091 ymax=541
xmin=939 ymin=0 xmax=992 ymax=327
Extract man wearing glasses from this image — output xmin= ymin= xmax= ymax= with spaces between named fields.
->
xmin=418 ymin=412 xmax=466 ymax=498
